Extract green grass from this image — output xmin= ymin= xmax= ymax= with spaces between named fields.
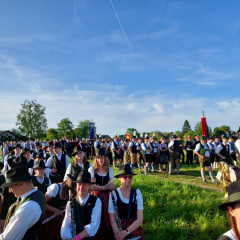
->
xmin=112 ymin=167 xmax=229 ymax=240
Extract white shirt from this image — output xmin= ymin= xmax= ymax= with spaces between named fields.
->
xmin=88 ymin=167 xmax=114 ymax=180
xmin=94 ymin=141 xmax=100 ymax=148
xmin=216 ymin=143 xmax=231 ymax=154
xmin=222 ymin=229 xmax=237 ymax=240
xmin=45 ymin=153 xmax=70 ymax=170
xmin=63 ymin=162 xmax=93 ymax=181
xmin=61 ymin=194 xmax=102 ymax=239
xmin=128 ymin=141 xmax=136 ymax=148
xmin=46 ymin=183 xmax=67 ymax=200
xmin=0 ymin=189 xmax=42 ymax=240
xmin=235 ymin=139 xmax=240 ymax=153
xmin=141 ymin=142 xmax=151 ymax=154
xmin=194 ymin=143 xmax=210 ymax=157
xmin=108 ymin=188 xmax=143 ymax=213
xmin=111 ymin=141 xmax=120 ymax=150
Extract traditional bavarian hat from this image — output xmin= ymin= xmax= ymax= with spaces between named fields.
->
xmin=13 ymin=143 xmax=22 ymax=149
xmin=0 ymin=167 xmax=34 ymax=188
xmin=218 ymin=181 xmax=240 ymax=211
xmin=171 ymin=134 xmax=177 ymax=139
xmin=187 ymin=136 xmax=191 ymax=139
xmin=9 ymin=156 xmax=28 ymax=169
xmin=73 ymin=171 xmax=92 ymax=184
xmin=95 ymin=148 xmax=106 ymax=158
xmin=20 ymin=148 xmax=33 ymax=155
xmin=222 ymin=135 xmax=228 ymax=139
xmin=47 ymin=142 xmax=54 ymax=147
xmin=200 ymin=135 xmax=206 ymax=140
xmin=53 ymin=142 xmax=62 ymax=148
xmin=33 ymin=160 xmax=48 ymax=170
xmin=34 ymin=142 xmax=41 ymax=147
xmin=72 ymin=146 xmax=83 ymax=156
xmin=114 ymin=164 xmax=136 ymax=178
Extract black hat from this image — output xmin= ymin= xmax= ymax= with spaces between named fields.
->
xmin=35 ymin=142 xmax=41 ymax=147
xmin=114 ymin=164 xmax=136 ymax=178
xmin=47 ymin=142 xmax=54 ymax=147
xmin=67 ymin=171 xmax=79 ymax=181
xmin=9 ymin=156 xmax=28 ymax=169
xmin=218 ymin=181 xmax=240 ymax=211
xmin=54 ymin=142 xmax=62 ymax=148
xmin=73 ymin=171 xmax=92 ymax=184
xmin=21 ymin=148 xmax=33 ymax=155
xmin=36 ymin=152 xmax=45 ymax=159
xmin=72 ymin=146 xmax=83 ymax=156
xmin=33 ymin=160 xmax=48 ymax=170
xmin=0 ymin=168 xmax=34 ymax=188
xmin=172 ymin=135 xmax=177 ymax=139
xmin=95 ymin=148 xmax=106 ymax=158
xmin=14 ymin=143 xmax=22 ymax=149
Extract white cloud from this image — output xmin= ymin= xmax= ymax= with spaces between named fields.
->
xmin=197 ymin=81 xmax=216 ymax=87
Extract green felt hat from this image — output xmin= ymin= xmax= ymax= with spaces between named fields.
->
xmin=73 ymin=171 xmax=92 ymax=184
xmin=222 ymin=135 xmax=228 ymax=139
xmin=0 ymin=168 xmax=34 ymax=188
xmin=200 ymin=136 xmax=206 ymax=140
xmin=218 ymin=181 xmax=240 ymax=211
xmin=33 ymin=160 xmax=48 ymax=170
xmin=114 ymin=164 xmax=136 ymax=178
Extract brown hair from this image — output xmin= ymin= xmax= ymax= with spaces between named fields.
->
xmin=93 ymin=156 xmax=110 ymax=172
xmin=72 ymin=154 xmax=87 ymax=167
xmin=231 ymin=216 xmax=240 ymax=240
xmin=62 ymin=178 xmax=76 ymax=197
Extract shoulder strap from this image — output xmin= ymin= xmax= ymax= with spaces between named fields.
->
xmin=126 ymin=188 xmax=134 ymax=227
xmin=218 ymin=235 xmax=232 ymax=240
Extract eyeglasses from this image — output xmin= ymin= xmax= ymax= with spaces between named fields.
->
xmin=122 ymin=175 xmax=133 ymax=180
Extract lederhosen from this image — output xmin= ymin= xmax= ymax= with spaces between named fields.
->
xmin=39 ymin=184 xmax=68 ymax=240
xmin=50 ymin=154 xmax=66 ymax=184
xmin=199 ymin=144 xmax=211 ymax=167
xmin=115 ymin=188 xmax=144 ymax=240
xmin=137 ymin=143 xmax=144 ymax=164
xmin=32 ymin=176 xmax=50 ymax=194
xmin=92 ymin=171 xmax=113 ymax=239
xmin=150 ymin=142 xmax=157 ymax=163
xmin=73 ymin=195 xmax=98 ymax=240
xmin=220 ymin=144 xmax=233 ymax=165
xmin=13 ymin=190 xmax=46 ymax=240
xmin=143 ymin=143 xmax=151 ymax=163
xmin=169 ymin=140 xmax=180 ymax=166
xmin=208 ymin=142 xmax=216 ymax=164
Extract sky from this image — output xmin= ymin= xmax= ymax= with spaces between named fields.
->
xmin=0 ymin=0 xmax=240 ymax=136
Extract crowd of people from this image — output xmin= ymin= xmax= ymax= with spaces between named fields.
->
xmin=0 ymin=131 xmax=240 ymax=239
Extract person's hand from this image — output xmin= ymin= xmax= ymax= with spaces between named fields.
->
xmin=114 ymin=230 xmax=128 ymax=240
xmin=91 ymin=178 xmax=96 ymax=183
xmin=222 ymin=156 xmax=226 ymax=160
xmin=51 ymin=169 xmax=57 ymax=173
xmin=201 ymin=156 xmax=205 ymax=160
xmin=54 ymin=208 xmax=63 ymax=216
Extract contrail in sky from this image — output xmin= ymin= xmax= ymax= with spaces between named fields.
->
xmin=109 ymin=0 xmax=134 ymax=55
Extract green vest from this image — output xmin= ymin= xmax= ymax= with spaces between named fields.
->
xmin=199 ymin=144 xmax=210 ymax=157
xmin=13 ymin=190 xmax=46 ymax=240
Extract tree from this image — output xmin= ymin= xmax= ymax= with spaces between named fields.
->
xmin=182 ymin=120 xmax=192 ymax=135
xmin=47 ymin=128 xmax=58 ymax=140
xmin=57 ymin=118 xmax=75 ymax=139
xmin=16 ymin=99 xmax=47 ymax=139
xmin=219 ymin=125 xmax=231 ymax=133
xmin=194 ymin=122 xmax=211 ymax=137
xmin=75 ymin=120 xmax=90 ymax=139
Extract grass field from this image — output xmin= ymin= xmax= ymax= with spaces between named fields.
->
xmin=113 ymin=165 xmax=229 ymax=240
xmin=0 ymin=150 xmax=230 ymax=239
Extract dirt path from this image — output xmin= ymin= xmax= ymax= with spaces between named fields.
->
xmin=149 ymin=173 xmax=223 ymax=192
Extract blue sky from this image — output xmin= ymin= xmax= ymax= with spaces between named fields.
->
xmin=0 ymin=0 xmax=240 ymax=136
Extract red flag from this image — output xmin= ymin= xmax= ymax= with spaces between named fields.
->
xmin=126 ymin=133 xmax=130 ymax=139
xmin=201 ymin=117 xmax=207 ymax=137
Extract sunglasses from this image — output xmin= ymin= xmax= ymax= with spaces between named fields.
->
xmin=122 ymin=175 xmax=133 ymax=180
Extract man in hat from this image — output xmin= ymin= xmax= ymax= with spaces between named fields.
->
xmin=45 ymin=142 xmax=70 ymax=183
xmin=111 ymin=135 xmax=122 ymax=168
xmin=168 ymin=135 xmax=181 ymax=174
xmin=184 ymin=136 xmax=194 ymax=165
xmin=218 ymin=180 xmax=240 ymax=240
xmin=45 ymin=141 xmax=55 ymax=160
xmin=0 ymin=167 xmax=46 ymax=239
xmin=213 ymin=136 xmax=221 ymax=168
xmin=141 ymin=136 xmax=152 ymax=175
xmin=128 ymin=136 xmax=138 ymax=171
xmin=61 ymin=171 xmax=102 ymax=240
xmin=194 ymin=136 xmax=218 ymax=183
xmin=150 ymin=136 xmax=159 ymax=172
xmin=2 ymin=143 xmax=22 ymax=174
xmin=32 ymin=142 xmax=45 ymax=159
xmin=216 ymin=135 xmax=233 ymax=166
xmin=207 ymin=137 xmax=216 ymax=169
xmin=229 ymin=136 xmax=238 ymax=164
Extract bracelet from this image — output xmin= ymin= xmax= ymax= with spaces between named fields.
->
xmin=126 ymin=228 xmax=130 ymax=235
xmin=76 ymin=235 xmax=81 ymax=240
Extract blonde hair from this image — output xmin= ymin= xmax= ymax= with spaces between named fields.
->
xmin=93 ymin=156 xmax=110 ymax=172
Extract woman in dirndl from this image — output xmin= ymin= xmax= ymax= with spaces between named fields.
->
xmin=39 ymin=176 xmax=75 ymax=240
xmin=89 ymin=147 xmax=115 ymax=240
xmin=109 ymin=164 xmax=144 ymax=240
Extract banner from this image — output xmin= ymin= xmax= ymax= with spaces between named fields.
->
xmin=201 ymin=117 xmax=208 ymax=137
xmin=126 ymin=133 xmax=130 ymax=139
xmin=89 ymin=122 xmax=95 ymax=139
